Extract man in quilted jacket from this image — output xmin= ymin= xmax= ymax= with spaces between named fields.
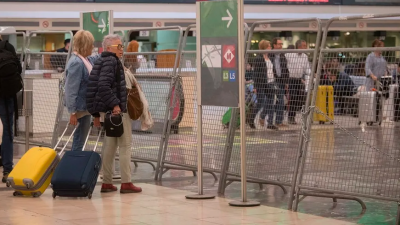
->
xmin=86 ymin=34 xmax=142 ymax=194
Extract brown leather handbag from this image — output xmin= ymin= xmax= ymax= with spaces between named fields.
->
xmin=127 ymin=84 xmax=144 ymax=120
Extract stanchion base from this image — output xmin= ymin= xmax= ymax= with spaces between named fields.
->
xmin=185 ymin=194 xmax=216 ymax=200
xmin=229 ymin=200 xmax=261 ymax=207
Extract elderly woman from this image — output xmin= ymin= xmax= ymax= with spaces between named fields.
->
xmin=86 ymin=34 xmax=141 ymax=194
xmin=64 ymin=30 xmax=99 ymax=151
xmin=365 ymin=39 xmax=387 ymax=91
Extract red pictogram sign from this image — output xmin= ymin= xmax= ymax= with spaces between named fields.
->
xmin=222 ymin=45 xmax=236 ymax=68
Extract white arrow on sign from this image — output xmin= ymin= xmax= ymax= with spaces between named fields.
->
xmin=98 ymin=18 xmax=106 ymax=33
xmin=222 ymin=9 xmax=233 ymax=28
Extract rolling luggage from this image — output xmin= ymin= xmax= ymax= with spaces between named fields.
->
xmin=313 ymin=85 xmax=334 ymax=124
xmin=6 ymin=125 xmax=77 ymax=197
xmin=51 ymin=124 xmax=103 ymax=199
xmin=359 ymin=91 xmax=378 ymax=125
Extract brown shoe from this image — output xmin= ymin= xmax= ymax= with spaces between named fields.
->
xmin=101 ymin=184 xmax=118 ymax=193
xmin=120 ymin=183 xmax=142 ymax=194
xmin=259 ymin=119 xmax=265 ymax=127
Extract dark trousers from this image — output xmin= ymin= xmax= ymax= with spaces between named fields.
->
xmin=288 ymin=78 xmax=305 ymax=120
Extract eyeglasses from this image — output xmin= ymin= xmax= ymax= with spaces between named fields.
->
xmin=109 ymin=44 xmax=124 ymax=50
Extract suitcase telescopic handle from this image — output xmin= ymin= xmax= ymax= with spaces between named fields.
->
xmin=54 ymin=124 xmax=79 ymax=155
xmin=82 ymin=122 xmax=104 ymax=152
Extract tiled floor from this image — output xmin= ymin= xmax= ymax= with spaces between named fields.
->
xmin=0 ymin=183 xmax=356 ymax=225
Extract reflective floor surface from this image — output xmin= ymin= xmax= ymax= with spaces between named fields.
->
xmin=0 ymin=183 xmax=356 ymax=225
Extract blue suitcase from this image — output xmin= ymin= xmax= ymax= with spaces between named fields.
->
xmin=51 ymin=125 xmax=103 ymax=199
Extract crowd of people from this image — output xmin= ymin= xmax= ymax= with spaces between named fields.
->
xmin=244 ymin=38 xmax=400 ymax=129
xmin=245 ymin=38 xmax=311 ymax=130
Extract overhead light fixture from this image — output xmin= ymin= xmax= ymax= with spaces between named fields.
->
xmin=345 ymin=32 xmax=350 ymax=36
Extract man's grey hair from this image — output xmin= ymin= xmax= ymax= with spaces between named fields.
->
xmin=102 ymin=34 xmax=122 ymax=50
xmin=295 ymin=39 xmax=306 ymax=49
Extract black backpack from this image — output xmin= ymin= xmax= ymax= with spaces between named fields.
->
xmin=0 ymin=40 xmax=23 ymax=98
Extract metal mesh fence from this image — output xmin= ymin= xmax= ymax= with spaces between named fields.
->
xmin=160 ymin=50 xmax=228 ymax=179
xmin=225 ymin=49 xmax=316 ymax=187
xmin=297 ymin=47 xmax=400 ymax=203
xmin=17 ymin=52 xmax=69 ymax=148
xmin=123 ymin=51 xmax=175 ymax=171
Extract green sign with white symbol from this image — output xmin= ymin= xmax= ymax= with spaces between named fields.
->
xmin=197 ymin=0 xmax=239 ymax=107
xmin=81 ymin=11 xmax=113 ymax=44
xmin=200 ymin=1 xmax=238 ymax=38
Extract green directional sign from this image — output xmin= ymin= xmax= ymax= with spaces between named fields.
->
xmin=198 ymin=0 xmax=239 ymax=107
xmin=81 ymin=11 xmax=113 ymax=50
xmin=200 ymin=1 xmax=238 ymax=38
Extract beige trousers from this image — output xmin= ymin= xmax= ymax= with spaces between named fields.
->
xmin=102 ymin=113 xmax=132 ymax=184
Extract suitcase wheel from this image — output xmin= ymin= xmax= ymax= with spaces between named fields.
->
xmin=13 ymin=191 xmax=22 ymax=197
xmin=6 ymin=182 xmax=10 ymax=188
xmin=52 ymin=192 xmax=57 ymax=199
xmin=88 ymin=192 xmax=92 ymax=199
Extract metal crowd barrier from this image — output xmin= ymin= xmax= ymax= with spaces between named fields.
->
xmin=293 ymin=14 xmax=400 ymax=224
xmin=123 ymin=26 xmax=184 ymax=180
xmin=158 ymin=24 xmax=221 ymax=181
xmin=21 ymin=31 xmax=74 ymax=150
xmin=217 ymin=18 xmax=323 ymax=203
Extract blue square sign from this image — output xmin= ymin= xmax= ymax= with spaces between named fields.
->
xmin=228 ymin=70 xmax=236 ymax=82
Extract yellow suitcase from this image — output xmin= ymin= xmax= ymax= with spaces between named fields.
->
xmin=313 ymin=85 xmax=334 ymax=124
xmin=7 ymin=125 xmax=77 ymax=197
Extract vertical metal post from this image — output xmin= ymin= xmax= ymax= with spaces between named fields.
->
xmin=396 ymin=202 xmax=400 ymax=225
xmin=229 ymin=0 xmax=260 ymax=207
xmin=186 ymin=2 xmax=215 ymax=200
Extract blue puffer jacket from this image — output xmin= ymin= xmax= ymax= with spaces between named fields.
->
xmin=86 ymin=52 xmax=127 ymax=117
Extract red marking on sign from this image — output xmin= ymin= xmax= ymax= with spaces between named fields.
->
xmin=42 ymin=21 xmax=49 ymax=28
xmin=359 ymin=22 xmax=365 ymax=28
xmin=222 ymin=45 xmax=236 ymax=69
xmin=156 ymin=21 xmax=162 ymax=27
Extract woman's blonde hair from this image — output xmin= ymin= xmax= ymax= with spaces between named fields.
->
xmin=73 ymin=30 xmax=94 ymax=57
xmin=258 ymin=40 xmax=271 ymax=50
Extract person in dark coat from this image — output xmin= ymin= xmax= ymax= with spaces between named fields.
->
xmin=86 ymin=34 xmax=142 ymax=194
xmin=321 ymin=62 xmax=356 ymax=114
xmin=269 ymin=37 xmax=290 ymax=127
xmin=50 ymin=39 xmax=70 ymax=71
xmin=0 ymin=35 xmax=22 ymax=183
xmin=250 ymin=40 xmax=278 ymax=130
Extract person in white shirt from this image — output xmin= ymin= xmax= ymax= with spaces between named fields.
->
xmin=285 ymin=40 xmax=311 ymax=124
xmin=250 ymin=40 xmax=278 ymax=130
